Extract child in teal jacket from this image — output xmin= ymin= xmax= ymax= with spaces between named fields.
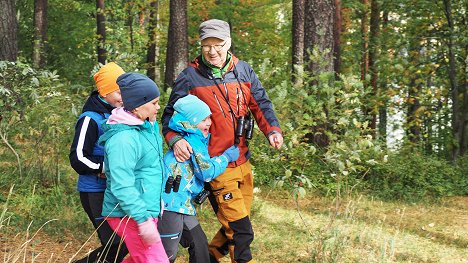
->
xmin=99 ymin=73 xmax=169 ymax=263
xmin=158 ymin=95 xmax=239 ymax=262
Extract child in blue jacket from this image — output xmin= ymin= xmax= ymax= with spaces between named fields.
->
xmin=157 ymin=94 xmax=239 ymax=263
xmin=99 ymin=73 xmax=169 ymax=263
xmin=69 ymin=62 xmax=128 ymax=263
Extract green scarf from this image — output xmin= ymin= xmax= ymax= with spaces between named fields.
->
xmin=202 ymin=52 xmax=232 ymax=78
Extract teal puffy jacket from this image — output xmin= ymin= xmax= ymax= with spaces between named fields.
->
xmin=162 ymin=111 xmax=229 ymax=215
xmin=99 ymin=120 xmax=164 ymax=224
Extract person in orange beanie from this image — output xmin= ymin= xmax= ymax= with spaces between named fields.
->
xmin=69 ymin=62 xmax=128 ymax=263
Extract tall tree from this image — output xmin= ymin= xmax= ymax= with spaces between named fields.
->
xmin=442 ymin=0 xmax=466 ymax=158
xmin=360 ymin=0 xmax=369 ymax=84
xmin=377 ymin=9 xmax=389 ymax=141
xmin=96 ymin=0 xmax=106 ymax=64
xmin=406 ymin=45 xmax=423 ymax=144
xmin=0 ymin=0 xmax=18 ymax=61
xmin=146 ymin=0 xmax=160 ymax=81
xmin=126 ymin=1 xmax=135 ymax=51
xmin=367 ymin=0 xmax=380 ymax=131
xmin=333 ymin=0 xmax=342 ymax=76
xmin=33 ymin=0 xmax=48 ymax=68
xmin=304 ymin=0 xmax=335 ymax=76
xmin=304 ymin=0 xmax=335 ymax=147
xmin=164 ymin=0 xmax=188 ymax=90
xmin=292 ymin=0 xmax=305 ymax=85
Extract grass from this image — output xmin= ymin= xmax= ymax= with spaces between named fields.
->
xmin=0 ymin=186 xmax=466 ymax=262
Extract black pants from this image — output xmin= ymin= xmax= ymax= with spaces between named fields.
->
xmin=74 ymin=192 xmax=128 ymax=263
xmin=158 ymin=211 xmax=210 ymax=263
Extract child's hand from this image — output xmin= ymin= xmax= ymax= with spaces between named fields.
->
xmin=138 ymin=218 xmax=161 ymax=245
xmin=222 ymin=145 xmax=240 ymax=162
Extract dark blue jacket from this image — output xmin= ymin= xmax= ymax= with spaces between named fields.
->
xmin=69 ymin=91 xmax=113 ymax=192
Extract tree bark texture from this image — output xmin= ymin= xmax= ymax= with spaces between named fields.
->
xmin=304 ymin=0 xmax=335 ymax=76
xmin=368 ymin=0 xmax=380 ymax=131
xmin=406 ymin=46 xmax=423 ymax=144
xmin=96 ymin=0 xmax=106 ymax=64
xmin=360 ymin=0 xmax=369 ymax=84
xmin=378 ymin=10 xmax=389 ymax=141
xmin=406 ymin=82 xmax=422 ymax=144
xmin=127 ymin=3 xmax=134 ymax=51
xmin=292 ymin=0 xmax=305 ymax=85
xmin=164 ymin=0 xmax=188 ymax=90
xmin=443 ymin=0 xmax=465 ymax=159
xmin=333 ymin=0 xmax=342 ymax=76
xmin=0 ymin=0 xmax=18 ymax=61
xmin=146 ymin=0 xmax=160 ymax=82
xmin=33 ymin=0 xmax=48 ymax=68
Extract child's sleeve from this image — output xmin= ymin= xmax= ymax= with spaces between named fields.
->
xmin=191 ymin=148 xmax=229 ymax=182
xmin=69 ymin=116 xmax=104 ymax=175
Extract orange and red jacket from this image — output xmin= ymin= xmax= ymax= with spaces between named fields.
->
xmin=162 ymin=54 xmax=282 ymax=167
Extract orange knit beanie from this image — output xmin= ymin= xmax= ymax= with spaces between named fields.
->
xmin=93 ymin=62 xmax=125 ymax=96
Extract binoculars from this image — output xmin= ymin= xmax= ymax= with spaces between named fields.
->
xmin=194 ymin=189 xmax=210 ymax=205
xmin=235 ymin=113 xmax=254 ymax=140
xmin=164 ymin=175 xmax=181 ymax=193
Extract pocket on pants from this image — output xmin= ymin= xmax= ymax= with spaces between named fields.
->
xmin=214 ymin=183 xmax=248 ymax=222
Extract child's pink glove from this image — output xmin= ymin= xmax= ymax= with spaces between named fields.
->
xmin=137 ymin=219 xmax=161 ymax=245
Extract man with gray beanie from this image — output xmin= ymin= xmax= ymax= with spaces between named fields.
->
xmin=162 ymin=19 xmax=283 ymax=263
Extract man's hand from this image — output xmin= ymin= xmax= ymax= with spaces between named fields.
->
xmin=268 ymin=132 xmax=283 ymax=149
xmin=173 ymin=139 xmax=193 ymax=162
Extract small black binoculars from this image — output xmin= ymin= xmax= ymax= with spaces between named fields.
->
xmin=194 ymin=189 xmax=210 ymax=205
xmin=164 ymin=175 xmax=181 ymax=193
xmin=235 ymin=113 xmax=254 ymax=140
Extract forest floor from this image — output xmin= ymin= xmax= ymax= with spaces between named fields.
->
xmin=1 ymin=189 xmax=467 ymax=262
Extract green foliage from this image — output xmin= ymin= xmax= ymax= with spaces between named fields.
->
xmin=367 ymin=150 xmax=467 ymax=201
xmin=250 ymin=56 xmax=386 ymax=198
xmin=0 ymin=61 xmax=78 ymax=186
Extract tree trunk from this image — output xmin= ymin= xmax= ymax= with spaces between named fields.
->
xmin=368 ymin=0 xmax=380 ymax=131
xmin=127 ymin=2 xmax=134 ymax=51
xmin=304 ymin=0 xmax=335 ymax=76
xmin=333 ymin=0 xmax=342 ymax=76
xmin=304 ymin=0 xmax=335 ymax=147
xmin=407 ymin=81 xmax=422 ymax=144
xmin=164 ymin=0 xmax=188 ymax=90
xmin=96 ymin=0 xmax=106 ymax=64
xmin=378 ymin=10 xmax=389 ymax=142
xmin=146 ymin=0 xmax=160 ymax=82
xmin=360 ymin=0 xmax=369 ymax=84
xmin=406 ymin=45 xmax=423 ymax=144
xmin=33 ymin=0 xmax=48 ymax=68
xmin=0 ymin=0 xmax=18 ymax=61
xmin=292 ymin=0 xmax=305 ymax=85
xmin=443 ymin=0 xmax=463 ymax=159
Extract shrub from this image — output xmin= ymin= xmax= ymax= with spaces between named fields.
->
xmin=367 ymin=151 xmax=466 ymax=201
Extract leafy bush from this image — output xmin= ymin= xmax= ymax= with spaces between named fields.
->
xmin=252 ymin=57 xmax=386 ymax=199
xmin=367 ymin=150 xmax=466 ymax=201
xmin=0 ymin=61 xmax=81 ymax=186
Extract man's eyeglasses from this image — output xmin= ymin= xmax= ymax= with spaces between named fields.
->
xmin=201 ymin=42 xmax=226 ymax=52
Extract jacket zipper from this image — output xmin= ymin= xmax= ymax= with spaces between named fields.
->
xmin=212 ymin=91 xmax=227 ymax=118
xmin=222 ymin=81 xmax=234 ymax=122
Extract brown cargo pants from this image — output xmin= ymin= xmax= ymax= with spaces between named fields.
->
xmin=208 ymin=160 xmax=255 ymax=263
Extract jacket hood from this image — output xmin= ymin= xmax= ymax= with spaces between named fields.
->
xmin=107 ymin=107 xmax=144 ymax=126
xmin=82 ymin=91 xmax=114 ymax=114
xmin=169 ymin=112 xmax=209 ymax=140
xmin=99 ymin=119 xmax=152 ymax=146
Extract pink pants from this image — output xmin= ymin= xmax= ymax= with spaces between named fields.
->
xmin=107 ymin=217 xmax=169 ymax=263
